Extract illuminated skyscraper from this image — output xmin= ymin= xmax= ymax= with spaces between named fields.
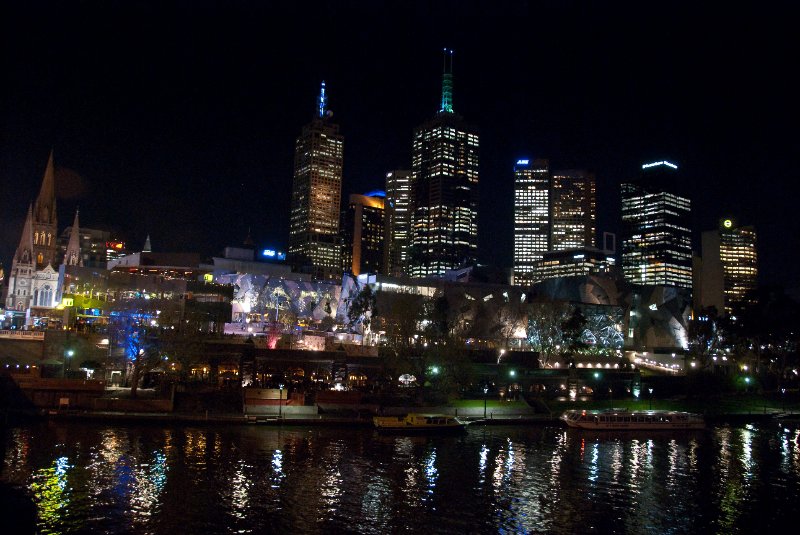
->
xmin=341 ymin=192 xmax=386 ymax=276
xmin=697 ymin=218 xmax=757 ymax=314
xmin=384 ymin=169 xmax=411 ymax=276
xmin=551 ymin=170 xmax=596 ymax=251
xmin=409 ymin=49 xmax=479 ymax=278
xmin=513 ymin=158 xmax=550 ymax=286
xmin=288 ymin=81 xmax=344 ymax=280
xmin=621 ymin=161 xmax=692 ymax=289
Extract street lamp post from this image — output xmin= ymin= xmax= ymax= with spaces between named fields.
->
xmin=64 ymin=349 xmax=75 ymax=377
xmin=278 ymin=383 xmax=284 ymax=419
xmin=781 ymin=387 xmax=787 ymax=412
xmin=483 ymin=385 xmax=489 ymax=419
xmin=648 ymin=387 xmax=654 ymax=410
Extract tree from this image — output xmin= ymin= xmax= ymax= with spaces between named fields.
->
xmin=108 ymin=297 xmax=165 ymax=398
xmin=526 ymin=300 xmax=570 ymax=367
xmin=687 ymin=306 xmax=724 ymax=368
xmin=347 ymin=285 xmax=378 ymax=344
xmin=561 ymin=306 xmax=589 ymax=360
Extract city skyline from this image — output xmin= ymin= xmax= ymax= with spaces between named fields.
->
xmin=1 ymin=2 xmax=797 ymax=290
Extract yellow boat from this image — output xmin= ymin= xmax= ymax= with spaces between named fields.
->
xmin=373 ymin=413 xmax=468 ymax=433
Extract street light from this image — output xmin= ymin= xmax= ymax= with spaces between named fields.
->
xmin=781 ymin=387 xmax=787 ymax=412
xmin=278 ymin=383 xmax=284 ymax=419
xmin=648 ymin=387 xmax=654 ymax=410
xmin=64 ymin=349 xmax=75 ymax=377
xmin=483 ymin=385 xmax=489 ymax=418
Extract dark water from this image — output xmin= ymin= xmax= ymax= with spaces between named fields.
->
xmin=2 ymin=421 xmax=799 ymax=534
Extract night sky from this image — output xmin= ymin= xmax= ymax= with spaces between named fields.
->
xmin=2 ymin=1 xmax=798 ymax=290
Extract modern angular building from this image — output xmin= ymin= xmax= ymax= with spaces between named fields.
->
xmin=341 ymin=192 xmax=386 ymax=276
xmin=621 ymin=161 xmax=692 ymax=290
xmin=513 ymin=158 xmax=550 ymax=286
xmin=551 ymin=169 xmax=596 ymax=251
xmin=409 ymin=49 xmax=479 ymax=278
xmin=696 ymin=218 xmax=757 ymax=314
xmin=384 ymin=169 xmax=411 ymax=277
xmin=288 ymin=81 xmax=344 ymax=280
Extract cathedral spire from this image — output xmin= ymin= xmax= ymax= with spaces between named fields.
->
xmin=439 ymin=48 xmax=454 ymax=114
xmin=14 ymin=204 xmax=35 ymax=265
xmin=63 ymin=209 xmax=82 ymax=266
xmin=34 ymin=149 xmax=57 ymax=226
xmin=143 ymin=234 xmax=152 ymax=253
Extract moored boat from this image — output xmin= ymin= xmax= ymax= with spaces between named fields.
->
xmin=560 ymin=409 xmax=705 ymax=430
xmin=373 ymin=413 xmax=468 ymax=433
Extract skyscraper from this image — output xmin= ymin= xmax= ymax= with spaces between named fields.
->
xmin=384 ymin=169 xmax=411 ymax=276
xmin=341 ymin=192 xmax=386 ymax=277
xmin=697 ymin=218 xmax=757 ymax=314
xmin=621 ymin=161 xmax=692 ymax=289
xmin=409 ymin=49 xmax=479 ymax=278
xmin=513 ymin=158 xmax=550 ymax=286
xmin=551 ymin=170 xmax=596 ymax=251
xmin=288 ymin=81 xmax=344 ymax=280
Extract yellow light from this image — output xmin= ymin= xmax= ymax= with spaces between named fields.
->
xmin=723 ymin=219 xmax=732 ymax=228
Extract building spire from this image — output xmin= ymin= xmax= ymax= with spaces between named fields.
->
xmin=318 ymin=80 xmax=328 ymax=118
xmin=14 ymin=204 xmax=35 ymax=264
xmin=440 ymin=48 xmax=454 ymax=113
xmin=34 ymin=149 xmax=57 ymax=226
xmin=143 ymin=234 xmax=152 ymax=253
xmin=63 ymin=209 xmax=82 ymax=266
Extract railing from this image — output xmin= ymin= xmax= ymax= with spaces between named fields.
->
xmin=0 ymin=329 xmax=46 ymax=340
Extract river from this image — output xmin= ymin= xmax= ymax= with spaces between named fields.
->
xmin=2 ymin=421 xmax=799 ymax=534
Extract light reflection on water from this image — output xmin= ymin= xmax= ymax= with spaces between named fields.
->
xmin=2 ymin=422 xmax=800 ymax=534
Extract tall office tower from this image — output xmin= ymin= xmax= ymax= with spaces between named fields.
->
xmin=341 ymin=192 xmax=386 ymax=276
xmin=384 ymin=169 xmax=411 ymax=276
xmin=409 ymin=49 xmax=479 ymax=278
xmin=288 ymin=81 xmax=344 ymax=280
xmin=698 ymin=218 xmax=757 ymax=314
xmin=621 ymin=161 xmax=692 ymax=289
xmin=512 ymin=158 xmax=550 ymax=286
xmin=551 ymin=170 xmax=596 ymax=251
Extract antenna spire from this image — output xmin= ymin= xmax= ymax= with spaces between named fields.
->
xmin=440 ymin=48 xmax=454 ymax=113
xmin=318 ymin=80 xmax=327 ymax=118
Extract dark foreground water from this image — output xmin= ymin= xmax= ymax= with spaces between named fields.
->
xmin=2 ymin=421 xmax=799 ymax=534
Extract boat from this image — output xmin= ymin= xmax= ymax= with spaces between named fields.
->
xmin=373 ymin=413 xmax=468 ymax=433
xmin=560 ymin=409 xmax=705 ymax=430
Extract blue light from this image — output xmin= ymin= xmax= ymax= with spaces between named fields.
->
xmin=363 ymin=190 xmax=386 ymax=198
xmin=263 ymin=249 xmax=276 ymax=257
xmin=642 ymin=160 xmax=678 ymax=170
xmin=516 ymin=159 xmax=530 ymax=165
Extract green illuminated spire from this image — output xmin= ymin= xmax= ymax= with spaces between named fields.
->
xmin=439 ymin=48 xmax=454 ymax=113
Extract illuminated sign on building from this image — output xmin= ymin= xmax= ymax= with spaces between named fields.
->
xmin=516 ymin=159 xmax=530 ymax=165
xmin=62 ymin=297 xmax=74 ymax=307
xmin=105 ymin=241 xmax=125 ymax=250
xmin=262 ymin=249 xmax=286 ymax=260
xmin=203 ymin=273 xmax=214 ymax=283
xmin=641 ymin=161 xmax=678 ymax=170
xmin=723 ymin=219 xmax=733 ymax=228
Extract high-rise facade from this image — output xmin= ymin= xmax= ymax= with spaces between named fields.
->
xmin=621 ymin=161 xmax=692 ymax=289
xmin=697 ymin=218 xmax=757 ymax=314
xmin=341 ymin=192 xmax=386 ymax=276
xmin=409 ymin=49 xmax=479 ymax=278
xmin=288 ymin=81 xmax=344 ymax=280
xmin=551 ymin=170 xmax=596 ymax=251
xmin=512 ymin=158 xmax=550 ymax=286
xmin=384 ymin=169 xmax=411 ymax=276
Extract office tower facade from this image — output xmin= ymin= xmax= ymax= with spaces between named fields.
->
xmin=698 ymin=218 xmax=757 ymax=314
xmin=409 ymin=49 xmax=479 ymax=278
xmin=512 ymin=158 xmax=550 ymax=286
xmin=533 ymin=248 xmax=616 ymax=282
xmin=621 ymin=161 xmax=692 ymax=289
xmin=288 ymin=81 xmax=344 ymax=280
xmin=551 ymin=169 xmax=596 ymax=251
xmin=384 ymin=169 xmax=411 ymax=276
xmin=341 ymin=192 xmax=386 ymax=277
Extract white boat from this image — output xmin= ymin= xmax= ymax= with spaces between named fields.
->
xmin=373 ymin=413 xmax=468 ymax=433
xmin=560 ymin=409 xmax=705 ymax=430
